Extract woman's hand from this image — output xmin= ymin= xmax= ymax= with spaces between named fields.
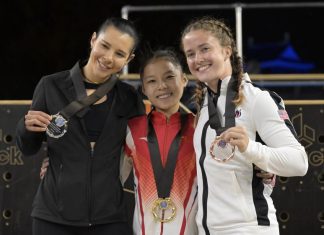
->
xmin=220 ymin=126 xmax=249 ymax=152
xmin=25 ymin=110 xmax=51 ymax=132
xmin=40 ymin=157 xmax=49 ymax=179
xmin=255 ymin=166 xmax=276 ymax=186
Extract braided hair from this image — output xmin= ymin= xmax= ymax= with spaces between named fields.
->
xmin=181 ymin=16 xmax=244 ymax=121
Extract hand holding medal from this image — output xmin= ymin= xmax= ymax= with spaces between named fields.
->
xmin=24 ymin=110 xmax=52 ymax=132
xmin=209 ymin=136 xmax=235 ymax=162
xmin=220 ymin=126 xmax=249 ymax=153
xmin=210 ymin=126 xmax=249 ymax=162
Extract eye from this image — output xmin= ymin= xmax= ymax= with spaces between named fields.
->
xmin=116 ymin=52 xmax=126 ymax=58
xmin=166 ymin=75 xmax=175 ymax=80
xmin=201 ymin=47 xmax=209 ymax=52
xmin=186 ymin=52 xmax=195 ymax=58
xmin=146 ymin=79 xmax=156 ymax=84
xmin=101 ymin=43 xmax=109 ymax=49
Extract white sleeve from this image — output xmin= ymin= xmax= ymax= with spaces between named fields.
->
xmin=243 ymin=91 xmax=308 ymax=177
xmin=120 ymin=151 xmax=133 ymax=185
xmin=119 ymin=126 xmax=134 ymax=185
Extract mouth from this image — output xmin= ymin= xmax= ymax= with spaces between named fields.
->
xmin=196 ymin=64 xmax=211 ymax=72
xmin=156 ymin=93 xmax=172 ymax=99
xmin=98 ymin=60 xmax=112 ymax=71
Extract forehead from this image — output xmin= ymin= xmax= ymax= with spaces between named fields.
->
xmin=183 ymin=29 xmax=221 ymax=48
xmin=143 ymin=59 xmax=180 ymax=74
xmin=98 ymin=26 xmax=135 ymax=52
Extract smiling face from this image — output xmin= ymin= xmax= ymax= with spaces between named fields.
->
xmin=142 ymin=58 xmax=187 ymax=118
xmin=182 ymin=29 xmax=232 ymax=91
xmin=84 ymin=25 xmax=135 ymax=83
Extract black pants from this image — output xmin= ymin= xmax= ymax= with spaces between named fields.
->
xmin=33 ymin=218 xmax=133 ymax=235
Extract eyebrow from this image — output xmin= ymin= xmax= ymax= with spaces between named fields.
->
xmin=163 ymin=70 xmax=176 ymax=75
xmin=185 ymin=43 xmax=210 ymax=54
xmin=101 ymin=39 xmax=128 ymax=56
xmin=143 ymin=70 xmax=176 ymax=80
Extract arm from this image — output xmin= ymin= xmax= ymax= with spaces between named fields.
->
xmin=119 ymin=126 xmax=134 ymax=185
xmin=120 ymin=151 xmax=133 ymax=186
xmin=244 ymin=91 xmax=308 ymax=177
xmin=40 ymin=157 xmax=49 ymax=179
xmin=255 ymin=165 xmax=275 ymax=186
xmin=16 ymin=78 xmax=51 ymax=155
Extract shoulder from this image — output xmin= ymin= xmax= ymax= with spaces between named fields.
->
xmin=241 ymin=73 xmax=261 ymax=97
xmin=240 ymin=73 xmax=275 ymax=107
xmin=116 ymin=80 xmax=138 ymax=94
xmin=32 ymin=69 xmax=71 ymax=94
xmin=127 ymin=115 xmax=147 ymax=137
xmin=42 ymin=69 xmax=70 ymax=82
xmin=115 ymin=80 xmax=145 ymax=117
xmin=115 ymin=80 xmax=142 ymax=104
xmin=128 ymin=114 xmax=147 ymax=126
xmin=184 ymin=113 xmax=196 ymax=135
xmin=186 ymin=113 xmax=195 ymax=126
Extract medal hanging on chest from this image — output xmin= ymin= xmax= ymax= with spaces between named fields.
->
xmin=208 ymin=78 xmax=237 ymax=163
xmin=152 ymin=198 xmax=176 ymax=223
xmin=147 ymin=113 xmax=187 ymax=223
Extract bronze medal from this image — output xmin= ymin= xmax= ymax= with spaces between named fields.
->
xmin=209 ymin=136 xmax=235 ymax=162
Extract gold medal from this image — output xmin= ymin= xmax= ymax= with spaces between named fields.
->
xmin=209 ymin=136 xmax=235 ymax=162
xmin=152 ymin=198 xmax=176 ymax=223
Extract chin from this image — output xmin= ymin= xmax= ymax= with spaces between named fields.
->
xmin=195 ymin=76 xmax=209 ymax=83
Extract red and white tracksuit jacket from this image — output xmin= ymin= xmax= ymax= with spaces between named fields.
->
xmin=122 ymin=111 xmax=198 ymax=235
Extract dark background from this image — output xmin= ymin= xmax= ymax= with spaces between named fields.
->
xmin=0 ymin=2 xmax=323 ymax=235
xmin=1 ymin=0 xmax=324 ymax=100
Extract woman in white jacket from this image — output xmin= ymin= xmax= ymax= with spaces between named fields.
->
xmin=181 ymin=16 xmax=308 ymax=235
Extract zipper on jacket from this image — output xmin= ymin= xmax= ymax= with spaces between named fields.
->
xmin=88 ymin=143 xmax=95 ymax=225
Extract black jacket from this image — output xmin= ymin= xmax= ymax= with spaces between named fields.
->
xmin=16 ymin=62 xmax=144 ymax=226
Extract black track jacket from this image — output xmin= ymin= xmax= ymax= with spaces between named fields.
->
xmin=16 ymin=62 xmax=144 ymax=226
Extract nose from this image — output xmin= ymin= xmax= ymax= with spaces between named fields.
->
xmin=103 ymin=50 xmax=113 ymax=63
xmin=195 ymin=51 xmax=204 ymax=63
xmin=157 ymin=80 xmax=167 ymax=90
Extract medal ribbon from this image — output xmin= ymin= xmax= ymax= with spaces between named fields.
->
xmin=207 ymin=77 xmax=237 ymax=134
xmin=59 ymin=74 xmax=118 ymax=120
xmin=147 ymin=113 xmax=187 ymax=198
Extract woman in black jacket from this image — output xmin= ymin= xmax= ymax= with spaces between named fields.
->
xmin=16 ymin=17 xmax=144 ymax=235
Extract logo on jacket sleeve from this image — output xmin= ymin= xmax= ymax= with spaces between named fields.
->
xmin=235 ymin=109 xmax=242 ymax=118
xmin=278 ymin=110 xmax=289 ymax=120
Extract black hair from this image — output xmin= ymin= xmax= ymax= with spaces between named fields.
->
xmin=139 ymin=48 xmax=183 ymax=80
xmin=97 ymin=17 xmax=139 ymax=53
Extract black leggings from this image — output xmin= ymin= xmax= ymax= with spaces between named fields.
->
xmin=32 ymin=218 xmax=132 ymax=235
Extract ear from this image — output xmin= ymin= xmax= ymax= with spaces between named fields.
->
xmin=224 ymin=46 xmax=232 ymax=61
xmin=182 ymin=73 xmax=189 ymax=87
xmin=90 ymin=32 xmax=97 ymax=49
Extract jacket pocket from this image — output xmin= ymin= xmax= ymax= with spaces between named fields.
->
xmin=230 ymin=170 xmax=254 ymax=221
xmin=57 ymin=161 xmax=88 ymax=221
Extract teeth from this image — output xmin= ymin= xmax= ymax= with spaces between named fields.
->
xmin=98 ymin=61 xmax=110 ymax=70
xmin=157 ymin=93 xmax=171 ymax=99
xmin=198 ymin=65 xmax=209 ymax=72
